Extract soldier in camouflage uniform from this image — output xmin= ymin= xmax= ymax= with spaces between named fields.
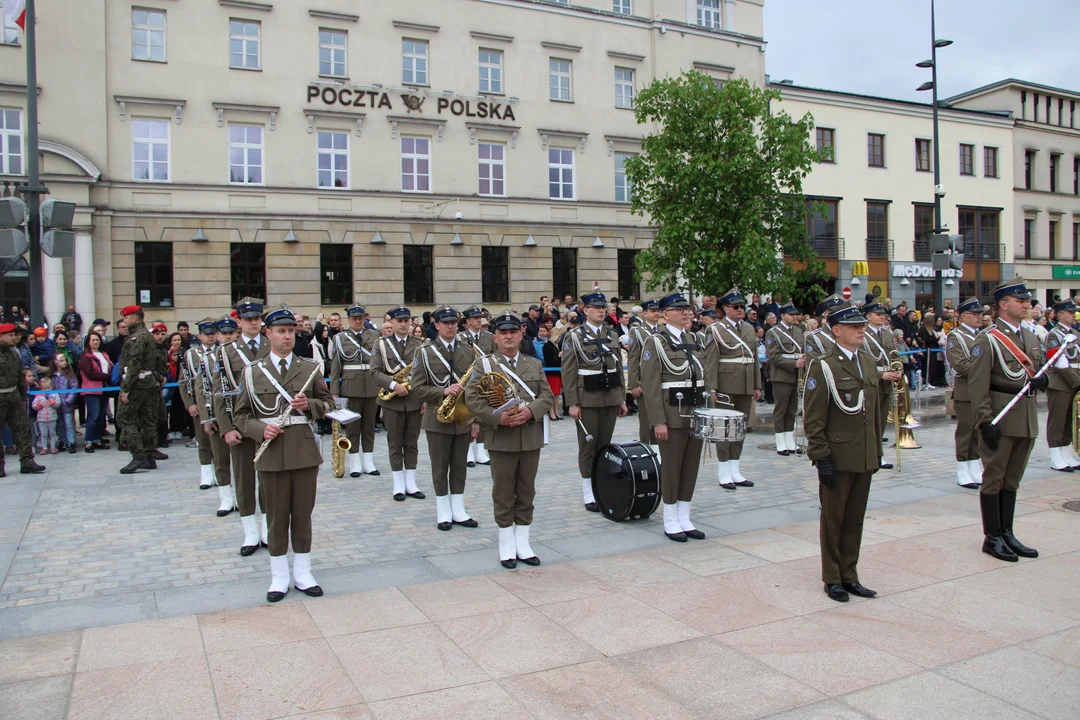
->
xmin=117 ymin=306 xmax=168 ymax=474
xmin=0 ymin=323 xmax=45 ymax=476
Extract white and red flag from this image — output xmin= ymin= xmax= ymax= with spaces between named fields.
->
xmin=4 ymin=0 xmax=26 ymax=31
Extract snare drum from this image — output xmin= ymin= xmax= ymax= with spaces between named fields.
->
xmin=690 ymin=408 xmax=746 ymax=442
xmin=591 ymin=442 xmax=661 ymax=522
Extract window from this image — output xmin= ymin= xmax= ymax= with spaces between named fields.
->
xmin=228 ymin=125 xmax=263 ymax=185
xmin=614 ymin=68 xmax=634 ymax=109
xmin=618 ymin=249 xmax=639 ymax=302
xmin=317 ymin=130 xmax=348 ymax=188
xmin=697 ymin=0 xmax=722 ymax=28
xmin=478 ymin=49 xmax=502 ymax=94
xmin=613 ymin=0 xmax=632 ymax=14
xmin=867 ymin=133 xmax=885 ymax=167
xmin=229 ymin=20 xmax=260 ymax=70
xmin=914 ymin=204 xmax=934 ymax=261
xmin=402 ymin=246 xmax=433 ymax=304
xmin=959 ymin=144 xmax=974 ymax=176
xmin=400 ymin=136 xmax=430 ymax=192
xmin=816 ymin=128 xmax=834 ymax=163
xmin=132 ymin=8 xmax=166 ymax=62
xmin=1075 ymin=157 xmax=1079 ymax=195
xmin=984 ymin=147 xmax=998 ymax=178
xmin=481 ymin=246 xmax=509 ymax=304
xmin=614 ymin=152 xmax=633 ymax=203
xmin=319 ymin=29 xmax=347 ymax=77
xmin=915 ymin=139 xmax=931 ymax=172
xmin=0 ymin=108 xmax=22 ymax=176
xmin=549 ymin=59 xmax=572 ymax=102
xmin=1 ymin=0 xmax=21 ymax=45
xmin=320 ymin=244 xmax=352 ymax=305
xmin=866 ymin=202 xmax=888 ymax=259
xmin=1025 ymin=150 xmax=1035 ymax=190
xmin=805 ymin=198 xmax=839 ymax=257
xmin=548 ymin=147 xmax=575 ymax=200
xmin=1049 ymin=220 xmax=1058 ymax=260
xmin=1023 ymin=219 xmax=1034 ymax=260
xmin=552 ymin=247 xmax=578 ymax=301
xmin=958 ymin=208 xmax=1001 ymax=262
xmin=478 ymin=142 xmax=505 ymax=197
xmin=1074 ymin=222 xmax=1079 ymax=260
xmin=134 ymin=242 xmax=173 ymax=307
xmin=402 ymin=39 xmax=428 ymax=85
xmin=1033 ymin=94 xmax=1039 ymax=123
xmin=1050 ymin=154 xmax=1059 ymax=192
xmin=132 ymin=118 xmax=169 ymax=182
xmin=230 ymin=243 xmax=266 ymax=305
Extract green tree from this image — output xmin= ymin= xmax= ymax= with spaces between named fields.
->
xmin=626 ymin=73 xmax=828 ymax=302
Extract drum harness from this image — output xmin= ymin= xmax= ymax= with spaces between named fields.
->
xmin=571 ymin=325 xmax=621 ymax=387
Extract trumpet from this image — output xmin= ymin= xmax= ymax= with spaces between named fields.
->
xmin=435 ymin=344 xmax=485 ymax=426
xmin=254 ymin=366 xmax=322 ymax=464
xmin=330 ymin=418 xmax=351 ymax=478
xmin=377 ymin=365 xmax=412 ymax=402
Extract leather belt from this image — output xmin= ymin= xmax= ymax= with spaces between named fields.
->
xmin=342 ymin=364 xmax=370 ymax=371
xmin=718 ymin=357 xmax=754 ymax=365
xmin=577 ymin=368 xmax=618 ymax=375
xmin=661 ymin=380 xmax=704 ymax=389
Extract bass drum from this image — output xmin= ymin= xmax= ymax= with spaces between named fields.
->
xmin=591 ymin=442 xmax=661 ymax=522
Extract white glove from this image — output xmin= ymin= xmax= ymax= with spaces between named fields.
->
xmin=1054 ymin=349 xmax=1070 ymax=369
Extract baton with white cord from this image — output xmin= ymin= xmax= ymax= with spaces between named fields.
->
xmin=991 ymin=334 xmax=1075 ymax=426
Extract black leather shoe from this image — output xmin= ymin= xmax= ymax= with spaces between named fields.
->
xmin=879 ymin=462 xmax=894 ymax=470
xmin=437 ymin=521 xmax=452 ymax=531
xmin=959 ymin=481 xmax=980 ymax=489
xmin=146 ymin=459 xmax=158 ymax=470
xmin=84 ymin=445 xmax=94 ymax=454
xmin=350 ymin=472 xmax=361 ymax=478
xmin=1002 ymin=531 xmax=1038 ymax=558
xmin=366 ymin=469 xmax=380 ymax=476
xmin=216 ymin=507 xmax=233 ymax=518
xmin=501 ymin=558 xmax=517 ymax=569
xmin=1050 ymin=465 xmax=1074 ymax=473
xmin=20 ymin=461 xmax=46 ymax=474
xmin=584 ymin=502 xmax=599 ymax=512
xmin=478 ymin=460 xmax=490 ymax=466
xmin=200 ymin=482 xmax=212 ymax=490
xmin=406 ymin=490 xmax=426 ymax=499
xmin=665 ymin=531 xmax=688 ymax=543
xmin=453 ymin=518 xmax=479 ymax=528
xmin=266 ymin=589 xmax=288 ymax=603
xmin=153 ymin=450 xmax=168 ymax=461
xmin=719 ymin=482 xmax=736 ymax=490
xmin=684 ymin=528 xmax=706 ymax=540
xmin=296 ymin=584 xmax=323 ymax=597
xmin=843 ymin=582 xmax=877 ymax=598
xmin=467 ymin=461 xmax=476 ymax=468
xmin=982 ymin=535 xmax=1018 ymax=562
xmin=119 ymin=459 xmax=146 ymax=474
xmin=239 ymin=544 xmax=259 ymax=557
xmin=393 ymin=493 xmax=406 ymax=502
xmin=68 ymin=446 xmax=77 ymax=454
xmin=518 ymin=555 xmax=541 ymax=566
xmin=777 ymin=450 xmax=790 ymax=457
xmin=734 ymin=479 xmax=755 ymax=487
xmin=825 ymin=584 xmax=850 ymax=602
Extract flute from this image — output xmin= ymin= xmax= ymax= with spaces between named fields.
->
xmin=253 ymin=365 xmax=322 ymax=463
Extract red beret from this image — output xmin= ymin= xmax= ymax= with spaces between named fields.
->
xmin=152 ymin=323 xmax=167 ymax=332
xmin=0 ymin=323 xmax=14 ymax=334
xmin=120 ymin=305 xmax=142 ymax=316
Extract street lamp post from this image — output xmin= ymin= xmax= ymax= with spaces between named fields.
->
xmin=15 ymin=0 xmax=46 ymax=329
xmin=916 ymin=0 xmax=952 ymax=316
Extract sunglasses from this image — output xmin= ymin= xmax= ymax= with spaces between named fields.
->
xmin=729 ymin=305 xmax=746 ymax=311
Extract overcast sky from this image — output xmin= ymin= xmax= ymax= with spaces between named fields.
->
xmin=763 ymin=0 xmax=1080 ymax=102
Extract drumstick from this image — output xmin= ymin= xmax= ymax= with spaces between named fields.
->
xmin=576 ymin=416 xmax=594 ymax=443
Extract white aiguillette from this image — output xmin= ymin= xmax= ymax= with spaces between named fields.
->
xmin=326 ymin=408 xmax=362 ymax=425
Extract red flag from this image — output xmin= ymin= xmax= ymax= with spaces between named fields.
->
xmin=4 ymin=0 xmax=26 ymax=31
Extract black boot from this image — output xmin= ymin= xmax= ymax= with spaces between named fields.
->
xmin=119 ymin=456 xmax=147 ymax=474
xmin=20 ymin=459 xmax=46 ymax=474
xmin=1000 ymin=490 xmax=1038 ymax=558
xmin=980 ymin=493 xmax=1017 ymax=562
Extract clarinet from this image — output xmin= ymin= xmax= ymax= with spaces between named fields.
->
xmin=199 ymin=347 xmax=215 ymax=421
xmin=218 ymin=345 xmax=236 ymax=420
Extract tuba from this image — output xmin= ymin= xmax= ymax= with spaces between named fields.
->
xmin=330 ymin=417 xmax=351 ymax=478
xmin=435 ymin=344 xmax=485 ymax=426
xmin=377 ymin=364 xmax=412 ymax=402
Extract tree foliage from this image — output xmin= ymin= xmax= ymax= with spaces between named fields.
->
xmin=626 ymin=73 xmax=828 ymax=300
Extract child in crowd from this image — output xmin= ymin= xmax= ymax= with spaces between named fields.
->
xmin=31 ymin=376 xmax=61 ymax=454
xmin=51 ymin=354 xmax=80 ymax=454
xmin=22 ymin=369 xmax=38 ymax=452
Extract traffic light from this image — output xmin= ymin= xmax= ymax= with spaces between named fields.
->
xmin=40 ymin=199 xmax=76 ymax=258
xmin=930 ymin=233 xmax=964 ymax=272
xmin=0 ymin=197 xmax=29 ymax=258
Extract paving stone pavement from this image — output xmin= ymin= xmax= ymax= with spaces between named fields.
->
xmin=0 ymin=395 xmax=1072 ymax=642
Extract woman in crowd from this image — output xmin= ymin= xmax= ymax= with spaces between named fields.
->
xmin=78 ymin=331 xmax=112 ymax=453
xmin=917 ymin=312 xmax=946 ymax=388
xmin=756 ymin=325 xmax=772 ymax=404
xmin=50 ymin=354 xmax=79 ymax=453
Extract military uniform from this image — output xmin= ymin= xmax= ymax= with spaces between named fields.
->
xmin=117 ymin=307 xmax=166 ymax=473
xmin=704 ymin=290 xmax=760 ymax=488
xmin=461 ymin=306 xmax=495 ymax=466
xmin=178 ymin=319 xmax=234 ymax=516
xmin=463 ymin=312 xmax=553 ymax=568
xmin=640 ymin=293 xmax=710 ymax=542
xmin=232 ymin=306 xmax=333 ymax=602
xmin=944 ymin=298 xmax=984 ymax=487
xmin=860 ymin=302 xmax=897 ymax=469
xmin=411 ymin=306 xmax=479 ymax=531
xmin=1045 ymin=300 xmax=1080 ymax=471
xmin=802 ymin=302 xmax=880 ymax=602
xmin=215 ymin=298 xmax=271 ymax=554
xmin=968 ymin=279 xmax=1044 ymax=562
xmin=328 ymin=304 xmax=382 ymax=477
xmin=371 ymin=306 xmax=425 ymax=500
xmin=804 ymin=294 xmax=846 ymax=362
xmin=765 ymin=305 xmax=805 ymax=455
xmin=561 ymin=292 xmax=626 ymax=511
xmin=0 ymin=324 xmax=44 ymax=475
xmin=626 ymin=300 xmax=660 ymax=450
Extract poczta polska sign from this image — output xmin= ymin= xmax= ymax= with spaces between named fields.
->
xmin=306 ymin=85 xmax=517 ymax=121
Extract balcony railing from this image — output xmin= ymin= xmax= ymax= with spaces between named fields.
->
xmin=809 ymin=236 xmax=840 ymax=258
xmin=866 ymin=237 xmax=892 ymax=260
xmin=963 ymin=242 xmax=1004 ymax=262
xmin=914 ymin=237 xmax=931 ymax=261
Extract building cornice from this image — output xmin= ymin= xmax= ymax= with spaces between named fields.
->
xmin=218 ymin=0 xmax=273 ymax=12
xmin=608 ymin=51 xmax=645 ymax=63
xmin=303 ymin=108 xmax=366 ymax=136
xmin=308 ymin=9 xmax=359 ymax=23
xmin=114 ymin=95 xmax=186 ymax=124
xmin=777 ymin=86 xmax=1015 ymax=130
xmin=393 ymin=20 xmax=440 ymax=33
xmin=212 ymin=102 xmax=280 ymax=130
xmin=1014 ymin=120 xmax=1080 ymax=140
xmin=470 ymin=31 xmax=513 ymax=43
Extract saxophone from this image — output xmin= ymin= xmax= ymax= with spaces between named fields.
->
xmin=377 ymin=365 xmax=412 ymax=402
xmin=435 ymin=344 xmax=484 ymax=426
xmin=330 ymin=417 xmax=350 ymax=478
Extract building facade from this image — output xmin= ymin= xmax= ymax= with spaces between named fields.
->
xmin=0 ymin=0 xmax=766 ymax=324
xmin=773 ymin=82 xmax=1016 ymax=310
xmin=946 ymin=79 xmax=1080 ymax=307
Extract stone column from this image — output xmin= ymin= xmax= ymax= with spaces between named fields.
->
xmin=42 ymin=254 xmax=65 ymax=329
xmin=74 ymin=232 xmax=96 ymax=326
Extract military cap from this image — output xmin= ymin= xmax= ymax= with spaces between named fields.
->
xmin=432 ymin=305 xmax=459 ymax=323
xmin=719 ymin=289 xmax=746 ymax=307
xmin=992 ymin=278 xmax=1032 ymax=302
xmin=216 ymin=316 xmax=239 ymax=332
xmin=234 ymin=297 xmax=265 ymax=319
xmin=862 ymin=302 xmax=887 ymax=315
xmin=462 ymin=306 xmax=483 ymax=319
xmin=492 ymin=311 xmax=522 ymax=331
xmin=1053 ymin=298 xmax=1078 ymax=313
xmin=828 ymin=301 xmax=869 ymax=327
xmin=345 ymin=304 xmax=366 ymax=318
xmin=263 ymin=305 xmax=297 ymax=326
xmin=957 ymin=297 xmax=982 ymax=315
xmin=640 ymin=299 xmax=659 ymax=311
xmin=581 ymin=292 xmax=606 ymax=308
xmin=659 ymin=292 xmax=690 ymax=310
xmin=387 ymin=306 xmax=412 ymax=320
